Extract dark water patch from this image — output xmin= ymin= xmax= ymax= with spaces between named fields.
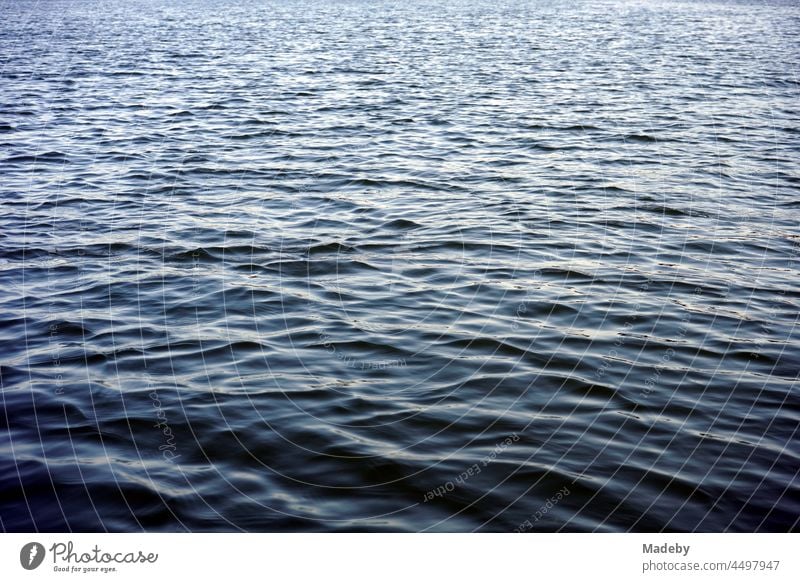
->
xmin=4 ymin=151 xmax=68 ymax=164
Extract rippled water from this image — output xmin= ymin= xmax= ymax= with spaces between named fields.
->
xmin=1 ymin=0 xmax=798 ymax=532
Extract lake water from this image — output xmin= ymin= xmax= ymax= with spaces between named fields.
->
xmin=1 ymin=0 xmax=798 ymax=532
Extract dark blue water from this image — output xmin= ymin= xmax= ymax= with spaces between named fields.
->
xmin=1 ymin=0 xmax=798 ymax=532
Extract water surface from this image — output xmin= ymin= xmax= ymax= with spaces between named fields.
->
xmin=1 ymin=0 xmax=798 ymax=532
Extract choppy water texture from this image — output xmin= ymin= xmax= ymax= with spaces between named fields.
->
xmin=1 ymin=0 xmax=799 ymax=532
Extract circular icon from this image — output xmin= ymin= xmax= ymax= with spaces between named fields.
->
xmin=20 ymin=542 xmax=45 ymax=570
